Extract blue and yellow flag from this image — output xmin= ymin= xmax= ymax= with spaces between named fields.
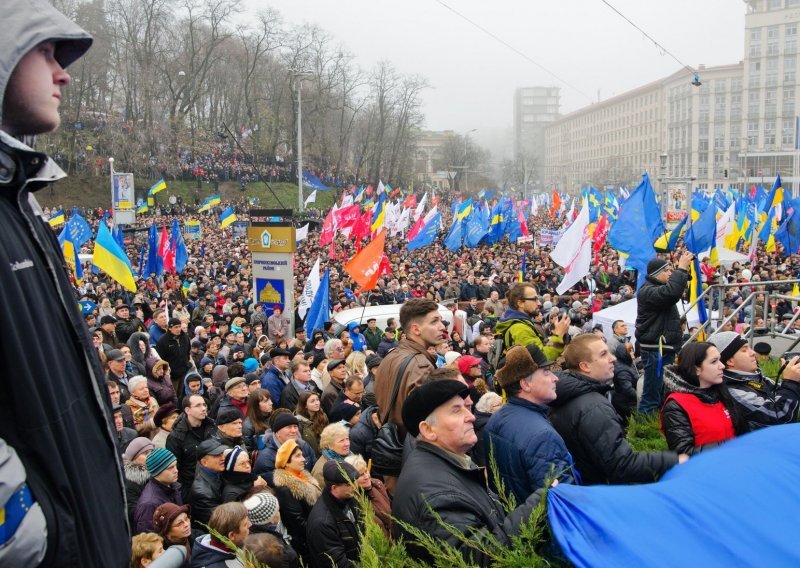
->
xmin=219 ymin=207 xmax=237 ymax=228
xmin=62 ymin=226 xmax=82 ymax=285
xmin=137 ymin=202 xmax=148 ymax=214
xmin=48 ymin=209 xmax=65 ymax=227
xmin=456 ymin=197 xmax=473 ymax=221
xmin=371 ymin=199 xmax=386 ymax=234
xmin=653 ymin=215 xmax=688 ymax=253
xmin=148 ymin=179 xmax=167 ymax=195
xmin=199 ymin=194 xmax=221 ymax=212
xmin=93 ymin=221 xmax=136 ymax=291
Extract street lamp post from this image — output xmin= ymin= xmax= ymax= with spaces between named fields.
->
xmin=464 ymin=129 xmax=476 ymax=193
xmin=291 ymin=69 xmax=313 ymax=211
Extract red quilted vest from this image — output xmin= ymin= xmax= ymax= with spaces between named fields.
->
xmin=663 ymin=392 xmax=735 ymax=446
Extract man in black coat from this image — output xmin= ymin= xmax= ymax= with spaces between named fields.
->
xmin=156 ymin=318 xmax=192 ymax=393
xmin=306 ymin=461 xmax=362 ymax=568
xmin=188 ymin=439 xmax=226 ymax=531
xmin=166 ymin=394 xmax=216 ymax=501
xmin=635 ymin=252 xmax=692 ymax=413
xmin=393 ymin=380 xmax=543 ymax=566
xmin=549 ymin=334 xmax=686 ymax=485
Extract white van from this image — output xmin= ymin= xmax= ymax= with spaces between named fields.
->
xmin=331 ymin=303 xmax=467 ymax=339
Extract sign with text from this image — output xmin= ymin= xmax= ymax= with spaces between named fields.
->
xmin=249 ymin=222 xmax=295 ymax=336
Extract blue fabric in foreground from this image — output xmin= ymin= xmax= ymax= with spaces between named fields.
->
xmin=547 ymin=423 xmax=800 ymax=567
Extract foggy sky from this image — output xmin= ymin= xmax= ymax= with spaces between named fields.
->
xmin=241 ymin=0 xmax=744 ymax=156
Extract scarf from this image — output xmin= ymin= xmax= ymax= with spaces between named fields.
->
xmin=322 ymin=448 xmax=352 ymax=462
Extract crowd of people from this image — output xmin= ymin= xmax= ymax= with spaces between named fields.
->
xmin=4 ymin=3 xmax=800 ymax=566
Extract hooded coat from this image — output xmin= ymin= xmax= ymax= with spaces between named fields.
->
xmin=549 ymin=370 xmax=679 ymax=485
xmin=0 ymin=3 xmax=129 ymax=565
xmin=348 ymin=321 xmax=367 ymax=352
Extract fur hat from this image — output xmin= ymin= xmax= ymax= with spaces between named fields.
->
xmin=495 ymin=346 xmax=538 ymax=388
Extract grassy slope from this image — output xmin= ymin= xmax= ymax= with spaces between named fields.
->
xmin=35 ymin=177 xmax=337 ymax=211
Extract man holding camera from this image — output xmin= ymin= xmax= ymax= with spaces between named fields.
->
xmin=635 ymin=252 xmax=693 ymax=414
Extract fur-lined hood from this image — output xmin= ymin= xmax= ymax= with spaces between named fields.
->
xmin=124 ymin=462 xmax=150 ymax=486
xmin=663 ymin=366 xmax=719 ymax=404
xmin=272 ymin=468 xmax=321 ymax=505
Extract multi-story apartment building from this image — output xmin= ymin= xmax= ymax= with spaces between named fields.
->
xmin=513 ymin=87 xmax=561 ymax=186
xmin=544 ymin=0 xmax=800 ymax=194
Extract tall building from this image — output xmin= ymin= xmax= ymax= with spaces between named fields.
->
xmin=544 ymin=0 xmax=800 ymax=194
xmin=513 ymin=87 xmax=561 ymax=186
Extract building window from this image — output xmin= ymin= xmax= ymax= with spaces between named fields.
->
xmin=764 ymin=120 xmax=776 ymax=146
xmin=751 ymin=28 xmax=762 ymax=42
xmin=783 ymin=118 xmax=795 ymax=145
xmin=784 ymin=87 xmax=796 ymax=114
xmin=786 ymin=56 xmax=796 ymax=83
xmin=768 ymin=0 xmax=782 ymax=9
xmin=748 ymin=121 xmax=759 ymax=146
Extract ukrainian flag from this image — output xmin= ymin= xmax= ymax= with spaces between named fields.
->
xmin=137 ymin=202 xmax=148 ymax=214
xmin=199 ymin=194 xmax=221 ymax=213
xmin=93 ymin=221 xmax=136 ymax=291
xmin=48 ymin=209 xmax=65 ymax=227
xmin=457 ymin=198 xmax=473 ymax=221
xmin=371 ymin=199 xmax=386 ymax=234
xmin=148 ymin=179 xmax=167 ymax=195
xmin=62 ymin=227 xmax=82 ymax=285
xmin=220 ymin=207 xmax=237 ymax=228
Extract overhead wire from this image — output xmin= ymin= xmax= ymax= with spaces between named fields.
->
xmin=432 ymin=0 xmax=595 ymax=103
xmin=598 ymin=0 xmax=697 ymax=75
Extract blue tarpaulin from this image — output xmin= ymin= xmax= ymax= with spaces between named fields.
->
xmin=547 ymin=424 xmax=800 ymax=567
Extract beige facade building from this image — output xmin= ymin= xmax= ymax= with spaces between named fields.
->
xmin=544 ymin=0 xmax=800 ymax=194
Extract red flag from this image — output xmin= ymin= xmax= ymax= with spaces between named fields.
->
xmin=333 ymin=204 xmax=361 ymax=233
xmin=159 ymin=226 xmax=175 ymax=272
xmin=407 ymin=214 xmax=426 ymax=241
xmin=365 ymin=185 xmax=374 ymax=196
xmin=319 ymin=208 xmax=335 ymax=246
xmin=344 ymin=231 xmax=386 ymax=291
xmin=403 ymin=194 xmax=417 ymax=208
xmin=328 ymin=240 xmax=336 ymax=260
xmin=592 ymin=214 xmax=611 ymax=252
xmin=431 ymin=195 xmax=440 ymax=207
xmin=550 ymin=191 xmax=562 ymax=218
xmin=518 ymin=207 xmax=529 ymax=238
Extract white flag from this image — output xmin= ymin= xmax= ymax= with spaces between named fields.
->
xmin=304 ymin=190 xmax=317 ymax=206
xmin=550 ymin=205 xmax=592 ymax=295
xmin=716 ymin=202 xmax=736 ymax=246
xmin=296 ymin=223 xmax=309 ymax=243
xmin=298 ymin=257 xmax=321 ymax=320
xmin=341 ymin=193 xmax=354 ymax=207
xmin=413 ymin=193 xmax=428 ymax=221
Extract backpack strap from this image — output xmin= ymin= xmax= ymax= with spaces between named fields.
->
xmin=381 ymin=354 xmax=416 ymax=425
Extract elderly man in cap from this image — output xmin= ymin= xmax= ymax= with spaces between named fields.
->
xmin=709 ymin=331 xmax=800 ymax=431
xmin=99 ymin=314 xmax=119 ymax=348
xmin=306 ymin=460 xmax=362 ymax=568
xmin=485 ymin=346 xmax=577 ymax=503
xmin=268 ymin=305 xmax=290 ymax=345
xmin=635 ymin=252 xmax=693 ymax=413
xmin=156 ymin=318 xmax=192 ymax=394
xmin=261 ymin=347 xmax=292 ymax=404
xmin=106 ymin=348 xmax=131 ymax=403
xmin=133 ymin=447 xmax=182 ymax=534
xmin=213 ymin=407 xmax=245 ymax=449
xmin=377 ymin=327 xmax=399 ymax=357
xmin=393 ymin=380 xmax=544 ymax=566
xmin=189 ymin=438 xmax=227 ymax=530
xmin=321 ymin=358 xmax=348 ymax=416
xmin=364 ymin=318 xmax=383 ymax=352
xmin=253 ymin=413 xmax=317 ymax=485
xmin=211 ymin=375 xmax=249 ymax=419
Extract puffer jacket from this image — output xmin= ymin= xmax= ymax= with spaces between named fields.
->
xmin=549 ymin=370 xmax=678 ymax=485
xmin=660 ymin=367 xmax=736 ymax=455
xmin=485 ymin=397 xmax=576 ymax=502
xmin=634 ymin=269 xmax=689 ymax=351
xmin=0 ymin=8 xmax=128 ymax=563
xmin=393 ymin=441 xmax=543 ymax=567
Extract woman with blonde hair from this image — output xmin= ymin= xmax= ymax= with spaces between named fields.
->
xmin=272 ymin=439 xmax=321 ymax=561
xmin=125 ymin=376 xmax=159 ymax=437
xmin=344 ymin=454 xmax=393 ymax=538
xmin=310 ymin=422 xmax=352 ymax=487
xmin=345 ymin=351 xmax=367 ymax=380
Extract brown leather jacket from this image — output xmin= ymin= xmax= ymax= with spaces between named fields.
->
xmin=374 ymin=339 xmax=436 ymax=438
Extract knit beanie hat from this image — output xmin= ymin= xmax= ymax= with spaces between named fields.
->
xmin=224 ymin=445 xmax=244 ymax=472
xmin=646 ymin=257 xmax=669 ymax=277
xmin=243 ymin=358 xmax=259 ymax=374
xmin=708 ymin=331 xmax=749 ymax=363
xmin=338 ymin=403 xmax=361 ymax=422
xmin=146 ymin=447 xmax=177 ymax=477
xmin=124 ymin=437 xmax=154 ymax=463
xmin=244 ymin=492 xmax=279 ymax=526
xmin=275 ymin=439 xmax=299 ymax=470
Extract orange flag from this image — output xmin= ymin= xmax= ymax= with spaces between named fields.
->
xmin=344 ymin=231 xmax=387 ymax=291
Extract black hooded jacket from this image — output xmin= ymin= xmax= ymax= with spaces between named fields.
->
xmin=549 ymin=370 xmax=678 ymax=485
xmin=635 ymin=269 xmax=689 ymax=351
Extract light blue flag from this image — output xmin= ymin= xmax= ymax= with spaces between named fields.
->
xmin=607 ymin=173 xmax=665 ymax=288
xmin=444 ymin=218 xmax=463 ymax=252
xmin=305 ymin=268 xmax=330 ymax=337
xmin=408 ymin=213 xmax=441 ymax=251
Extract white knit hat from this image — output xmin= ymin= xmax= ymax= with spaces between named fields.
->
xmin=244 ymin=492 xmax=279 ymax=526
xmin=444 ymin=351 xmax=462 ymax=366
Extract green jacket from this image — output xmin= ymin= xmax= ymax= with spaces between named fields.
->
xmin=364 ymin=327 xmax=383 ymax=352
xmin=495 ymin=310 xmax=565 ymax=361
